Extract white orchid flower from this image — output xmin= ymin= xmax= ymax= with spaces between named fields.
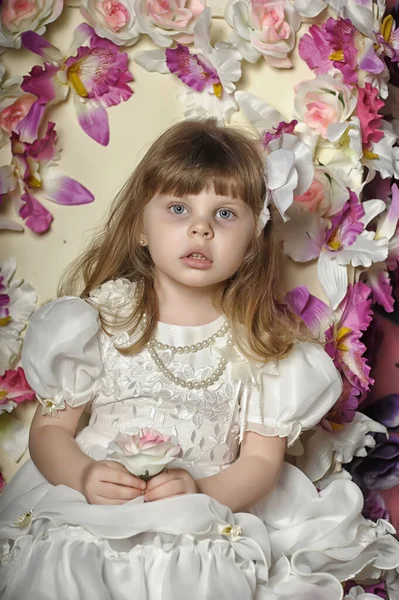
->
xmin=297 ymin=412 xmax=387 ymax=483
xmin=135 ymin=8 xmax=242 ymax=122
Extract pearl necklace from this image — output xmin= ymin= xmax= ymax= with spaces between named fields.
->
xmin=145 ymin=316 xmax=232 ymax=389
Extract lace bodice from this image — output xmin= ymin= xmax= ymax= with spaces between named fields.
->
xmin=21 ymin=279 xmax=342 ymax=479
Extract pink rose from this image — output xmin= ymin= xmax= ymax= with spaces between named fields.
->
xmin=1 ymin=0 xmax=38 ymax=29
xmin=0 ymin=0 xmax=63 ymax=49
xmin=0 ymin=95 xmax=35 ymax=136
xmin=294 ymin=75 xmax=357 ymax=139
xmin=294 ymin=178 xmax=324 ymax=212
xmin=136 ymin=0 xmax=205 ymax=46
xmin=304 ymin=97 xmax=338 ymax=136
xmin=99 ymin=0 xmax=129 ymax=31
xmin=225 ymin=0 xmax=300 ymax=67
xmin=107 ymin=428 xmax=183 ymax=479
xmin=252 ymin=1 xmax=290 ymax=44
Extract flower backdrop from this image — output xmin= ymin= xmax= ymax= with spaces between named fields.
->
xmin=1 ymin=0 xmax=399 ymax=593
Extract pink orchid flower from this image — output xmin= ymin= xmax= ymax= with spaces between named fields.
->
xmin=17 ymin=23 xmax=134 ymax=145
xmin=0 ymin=367 xmax=36 ymax=415
xmin=286 ymin=281 xmax=374 ymax=426
xmin=0 ymin=122 xmax=94 ymax=233
xmin=298 ymin=16 xmax=390 ymax=89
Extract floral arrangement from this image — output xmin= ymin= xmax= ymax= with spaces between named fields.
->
xmin=107 ymin=427 xmax=183 ymax=480
xmin=2 ymin=3 xmax=399 ymax=594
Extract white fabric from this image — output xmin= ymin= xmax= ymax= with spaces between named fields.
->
xmin=21 ymin=297 xmax=102 ymax=409
xmin=1 ymin=279 xmax=399 ymax=600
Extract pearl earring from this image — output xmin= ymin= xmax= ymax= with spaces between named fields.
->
xmin=140 ymin=239 xmax=146 ymax=246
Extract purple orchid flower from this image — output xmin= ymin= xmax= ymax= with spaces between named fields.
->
xmin=263 ymin=119 xmax=298 ymax=147
xmin=165 ymin=43 xmax=222 ymax=95
xmin=346 ymin=430 xmax=399 ymax=491
xmin=0 ymin=122 xmax=94 ymax=233
xmin=286 ymin=281 xmax=374 ymax=425
xmin=362 ymin=490 xmax=391 ymax=522
xmin=17 ymin=23 xmax=134 ymax=145
xmin=344 ymin=579 xmax=388 ymax=599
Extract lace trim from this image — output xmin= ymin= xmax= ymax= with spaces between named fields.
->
xmin=245 ymin=420 xmax=303 ymax=447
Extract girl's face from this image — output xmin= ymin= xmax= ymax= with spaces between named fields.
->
xmin=142 ymin=185 xmax=256 ymax=291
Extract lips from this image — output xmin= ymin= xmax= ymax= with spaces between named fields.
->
xmin=182 ymin=248 xmax=212 ymax=262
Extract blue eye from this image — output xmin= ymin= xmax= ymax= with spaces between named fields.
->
xmin=216 ymin=209 xmax=235 ymax=220
xmin=169 ymin=204 xmax=187 ymax=215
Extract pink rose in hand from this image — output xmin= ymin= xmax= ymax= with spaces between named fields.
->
xmin=107 ymin=428 xmax=183 ymax=480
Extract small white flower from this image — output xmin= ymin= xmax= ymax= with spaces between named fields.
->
xmin=13 ymin=510 xmax=33 ymax=528
xmin=218 ymin=523 xmax=243 ymax=541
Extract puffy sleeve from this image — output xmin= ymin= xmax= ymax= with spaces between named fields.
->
xmin=21 ymin=296 xmax=103 ymax=416
xmin=243 ymin=342 xmax=342 ymax=447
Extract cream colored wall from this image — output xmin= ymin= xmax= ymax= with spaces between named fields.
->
xmin=0 ymin=6 xmax=324 ymax=482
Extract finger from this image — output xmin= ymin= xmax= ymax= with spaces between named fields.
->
xmin=146 ymin=471 xmax=177 ymax=491
xmin=145 ymin=480 xmax=184 ymax=502
xmin=100 ymin=469 xmax=146 ymax=490
xmin=99 ymin=482 xmax=144 ymax=501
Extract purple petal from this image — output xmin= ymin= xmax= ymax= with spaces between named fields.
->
xmin=166 ymin=43 xmax=219 ymax=92
xmin=21 ymin=31 xmax=62 ymax=62
xmin=368 ymin=267 xmax=395 ymax=313
xmin=28 ymin=122 xmax=57 ymax=162
xmin=286 ymin=285 xmax=331 ymax=333
xmin=21 ymin=64 xmax=59 ymax=104
xmin=43 ymin=173 xmax=94 ymax=205
xmin=359 ymin=44 xmax=385 ymax=74
xmin=74 ymin=96 xmax=109 ymax=146
xmin=19 ymin=189 xmax=53 ymax=233
xmin=14 ymin=100 xmax=46 ymax=144
xmin=366 ymin=395 xmax=399 ymax=429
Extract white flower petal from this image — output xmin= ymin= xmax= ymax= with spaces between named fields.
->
xmin=317 ymin=252 xmax=348 ymax=310
xmin=336 ymin=232 xmax=389 ymax=268
xmin=134 ymin=50 xmax=169 ymax=74
xmin=180 ymin=88 xmax=238 ymax=124
xmin=235 ymin=91 xmax=282 ymax=134
xmin=294 ymin=0 xmax=326 ymax=17
xmin=360 ymin=199 xmax=386 ymax=228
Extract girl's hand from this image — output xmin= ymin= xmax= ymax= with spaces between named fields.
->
xmin=144 ymin=468 xmax=198 ymax=502
xmin=82 ymin=460 xmax=146 ymax=505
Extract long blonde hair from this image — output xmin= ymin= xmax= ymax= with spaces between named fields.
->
xmin=59 ymin=118 xmax=309 ymax=362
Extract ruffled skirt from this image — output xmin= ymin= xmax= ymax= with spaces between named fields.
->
xmin=0 ymin=460 xmax=398 ymax=600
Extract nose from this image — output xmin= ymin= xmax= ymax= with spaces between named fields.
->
xmin=188 ymin=220 xmax=214 ymax=239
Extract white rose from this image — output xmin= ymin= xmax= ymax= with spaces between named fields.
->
xmin=225 ymin=0 xmax=301 ymax=67
xmin=107 ymin=428 xmax=183 ymax=479
xmin=88 ymin=278 xmax=137 ymax=321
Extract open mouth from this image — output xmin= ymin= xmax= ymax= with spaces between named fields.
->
xmin=187 ymin=253 xmax=209 ymax=261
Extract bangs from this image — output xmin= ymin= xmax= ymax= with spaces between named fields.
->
xmin=139 ymin=120 xmax=266 ymax=211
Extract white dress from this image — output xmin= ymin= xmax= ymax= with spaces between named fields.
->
xmin=1 ymin=278 xmax=398 ymax=600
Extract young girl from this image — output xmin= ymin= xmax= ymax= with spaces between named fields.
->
xmin=0 ymin=119 xmax=398 ymax=600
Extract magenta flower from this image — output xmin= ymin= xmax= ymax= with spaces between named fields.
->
xmin=18 ymin=23 xmax=134 ymax=145
xmin=0 ymin=367 xmax=36 ymax=412
xmin=325 ymin=281 xmax=374 ymax=394
xmin=263 ymin=119 xmax=298 ymax=146
xmin=298 ymin=18 xmax=367 ymax=85
xmin=0 ymin=472 xmax=4 ymax=493
xmin=287 ymin=281 xmax=374 ymax=425
xmin=165 ymin=43 xmax=221 ymax=94
xmin=0 ymin=122 xmax=94 ymax=233
xmin=323 ymin=191 xmax=365 ymax=252
xmin=362 ymin=490 xmax=390 ymax=522
xmin=356 ymin=83 xmax=384 ymax=151
xmin=344 ymin=579 xmax=387 ymax=599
